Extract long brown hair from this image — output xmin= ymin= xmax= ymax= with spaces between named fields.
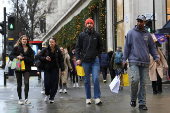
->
xmin=14 ymin=35 xmax=30 ymax=47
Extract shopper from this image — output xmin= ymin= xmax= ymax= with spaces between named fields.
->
xmin=9 ymin=35 xmax=34 ymax=105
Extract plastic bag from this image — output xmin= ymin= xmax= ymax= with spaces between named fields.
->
xmin=76 ymin=65 xmax=85 ymax=76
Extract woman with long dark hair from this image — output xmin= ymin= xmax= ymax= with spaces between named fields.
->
xmin=39 ymin=37 xmax=65 ymax=103
xmin=9 ymin=35 xmax=34 ymax=105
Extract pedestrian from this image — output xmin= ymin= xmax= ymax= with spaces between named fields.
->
xmin=122 ymin=15 xmax=160 ymax=110
xmin=149 ymin=45 xmax=168 ymax=94
xmin=35 ymin=49 xmax=41 ymax=80
xmin=39 ymin=37 xmax=65 ymax=103
xmin=75 ymin=18 xmax=103 ymax=105
xmin=71 ymin=55 xmax=79 ymax=87
xmin=9 ymin=35 xmax=34 ymax=105
xmin=110 ymin=46 xmax=124 ymax=90
xmin=107 ymin=47 xmax=116 ymax=81
xmin=59 ymin=47 xmax=73 ymax=93
xmin=100 ymin=48 xmax=110 ymax=83
xmin=68 ymin=46 xmax=76 ymax=80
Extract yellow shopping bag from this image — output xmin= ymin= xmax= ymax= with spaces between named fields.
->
xmin=21 ymin=60 xmax=25 ymax=71
xmin=123 ymin=73 xmax=129 ymax=86
xmin=76 ymin=65 xmax=85 ymax=76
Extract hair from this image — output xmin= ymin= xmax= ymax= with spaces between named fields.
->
xmin=50 ymin=37 xmax=57 ymax=42
xmin=108 ymin=47 xmax=113 ymax=52
xmin=72 ymin=55 xmax=76 ymax=59
xmin=102 ymin=48 xmax=106 ymax=52
xmin=14 ymin=35 xmax=29 ymax=47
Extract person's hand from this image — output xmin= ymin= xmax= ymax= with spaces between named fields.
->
xmin=37 ymin=72 xmax=40 ymax=75
xmin=123 ymin=62 xmax=127 ymax=68
xmin=71 ymin=69 xmax=73 ymax=72
xmin=17 ymin=55 xmax=24 ymax=60
xmin=76 ymin=60 xmax=81 ymax=65
xmin=62 ymin=71 xmax=65 ymax=76
xmin=46 ymin=56 xmax=51 ymax=61
xmin=155 ymin=60 xmax=160 ymax=66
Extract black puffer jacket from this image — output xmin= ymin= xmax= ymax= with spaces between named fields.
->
xmin=9 ymin=44 xmax=34 ymax=72
xmin=75 ymin=28 xmax=103 ymax=62
xmin=39 ymin=45 xmax=65 ymax=71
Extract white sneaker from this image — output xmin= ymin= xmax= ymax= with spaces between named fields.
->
xmin=86 ymin=99 xmax=91 ymax=104
xmin=73 ymin=83 xmax=76 ymax=87
xmin=49 ymin=100 xmax=54 ymax=104
xmin=76 ymin=83 xmax=79 ymax=87
xmin=25 ymin=99 xmax=31 ymax=104
xmin=59 ymin=89 xmax=63 ymax=93
xmin=18 ymin=99 xmax=24 ymax=105
xmin=63 ymin=89 xmax=67 ymax=93
xmin=44 ymin=95 xmax=49 ymax=102
xmin=41 ymin=90 xmax=45 ymax=94
xmin=95 ymin=98 xmax=102 ymax=105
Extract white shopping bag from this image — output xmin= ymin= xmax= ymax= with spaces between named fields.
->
xmin=109 ymin=76 xmax=120 ymax=93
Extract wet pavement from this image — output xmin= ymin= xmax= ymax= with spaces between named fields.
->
xmin=0 ymin=68 xmax=170 ymax=113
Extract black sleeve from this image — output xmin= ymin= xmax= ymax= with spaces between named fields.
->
xmin=97 ymin=33 xmax=103 ymax=57
xmin=39 ymin=48 xmax=47 ymax=62
xmin=9 ymin=46 xmax=18 ymax=61
xmin=75 ymin=33 xmax=82 ymax=60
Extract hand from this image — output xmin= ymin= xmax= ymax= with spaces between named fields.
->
xmin=17 ymin=55 xmax=24 ymax=60
xmin=46 ymin=56 xmax=51 ymax=61
xmin=155 ymin=60 xmax=160 ymax=66
xmin=123 ymin=62 xmax=127 ymax=68
xmin=62 ymin=71 xmax=65 ymax=76
xmin=37 ymin=72 xmax=40 ymax=75
xmin=70 ymin=69 xmax=73 ymax=72
xmin=76 ymin=60 xmax=81 ymax=65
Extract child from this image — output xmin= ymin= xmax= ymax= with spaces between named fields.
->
xmin=71 ymin=55 xmax=79 ymax=87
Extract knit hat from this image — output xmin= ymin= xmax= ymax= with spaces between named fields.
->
xmin=85 ymin=18 xmax=94 ymax=27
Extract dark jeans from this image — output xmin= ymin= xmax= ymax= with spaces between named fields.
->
xmin=44 ymin=68 xmax=59 ymax=100
xmin=152 ymin=70 xmax=162 ymax=92
xmin=73 ymin=73 xmax=78 ymax=83
xmin=15 ymin=71 xmax=30 ymax=100
xmin=101 ymin=67 xmax=107 ymax=80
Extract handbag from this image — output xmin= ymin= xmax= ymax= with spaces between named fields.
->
xmin=76 ymin=65 xmax=85 ymax=76
xmin=109 ymin=76 xmax=120 ymax=93
xmin=123 ymin=73 xmax=129 ymax=86
xmin=11 ymin=58 xmax=21 ymax=71
xmin=21 ymin=60 xmax=25 ymax=71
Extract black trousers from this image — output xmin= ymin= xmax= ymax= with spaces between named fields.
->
xmin=73 ymin=73 xmax=78 ymax=83
xmin=152 ymin=70 xmax=162 ymax=92
xmin=109 ymin=68 xmax=116 ymax=81
xmin=15 ymin=71 xmax=30 ymax=100
xmin=44 ymin=68 xmax=59 ymax=100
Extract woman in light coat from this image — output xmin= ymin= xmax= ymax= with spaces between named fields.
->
xmin=59 ymin=47 xmax=73 ymax=93
xmin=149 ymin=47 xmax=168 ymax=94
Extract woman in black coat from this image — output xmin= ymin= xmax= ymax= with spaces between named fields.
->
xmin=9 ymin=35 xmax=34 ymax=105
xmin=39 ymin=37 xmax=65 ymax=103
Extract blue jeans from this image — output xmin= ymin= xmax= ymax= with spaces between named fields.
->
xmin=82 ymin=57 xmax=101 ymax=99
xmin=130 ymin=65 xmax=149 ymax=105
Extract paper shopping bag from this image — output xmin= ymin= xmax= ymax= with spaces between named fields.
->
xmin=123 ymin=73 xmax=129 ymax=86
xmin=11 ymin=58 xmax=21 ymax=71
xmin=21 ymin=60 xmax=25 ymax=71
xmin=109 ymin=76 xmax=120 ymax=93
xmin=76 ymin=65 xmax=85 ymax=76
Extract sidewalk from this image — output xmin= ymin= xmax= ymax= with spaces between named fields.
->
xmin=0 ymin=68 xmax=170 ymax=113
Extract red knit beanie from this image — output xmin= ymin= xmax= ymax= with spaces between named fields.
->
xmin=85 ymin=18 xmax=94 ymax=26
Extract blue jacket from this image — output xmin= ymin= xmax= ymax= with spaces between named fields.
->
xmin=122 ymin=25 xmax=159 ymax=64
xmin=100 ymin=52 xmax=110 ymax=67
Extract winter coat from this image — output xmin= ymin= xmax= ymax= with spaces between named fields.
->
xmin=39 ymin=45 xmax=65 ymax=71
xmin=9 ymin=44 xmax=34 ymax=72
xmin=100 ymin=52 xmax=110 ymax=67
xmin=110 ymin=50 xmax=123 ymax=70
xmin=75 ymin=28 xmax=103 ymax=62
xmin=149 ymin=49 xmax=168 ymax=81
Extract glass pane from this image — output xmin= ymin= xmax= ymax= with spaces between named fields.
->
xmin=117 ymin=22 xmax=125 ymax=50
xmin=167 ymin=15 xmax=170 ymax=21
xmin=167 ymin=0 xmax=170 ymax=14
xmin=117 ymin=0 xmax=123 ymax=22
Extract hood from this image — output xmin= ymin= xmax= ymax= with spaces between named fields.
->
xmin=133 ymin=25 xmax=149 ymax=33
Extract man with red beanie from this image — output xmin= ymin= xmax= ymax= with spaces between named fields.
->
xmin=75 ymin=18 xmax=103 ymax=105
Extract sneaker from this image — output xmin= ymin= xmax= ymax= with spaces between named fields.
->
xmin=59 ymin=89 xmax=63 ymax=93
xmin=18 ymin=99 xmax=24 ymax=105
xmin=76 ymin=83 xmax=79 ymax=87
xmin=86 ymin=99 xmax=91 ymax=104
xmin=49 ymin=100 xmax=54 ymax=104
xmin=130 ymin=100 xmax=136 ymax=107
xmin=73 ymin=83 xmax=76 ymax=87
xmin=41 ymin=90 xmax=45 ymax=94
xmin=139 ymin=105 xmax=148 ymax=110
xmin=103 ymin=80 xmax=106 ymax=83
xmin=95 ymin=98 xmax=102 ymax=105
xmin=25 ymin=99 xmax=31 ymax=104
xmin=63 ymin=89 xmax=67 ymax=93
xmin=44 ymin=95 xmax=49 ymax=102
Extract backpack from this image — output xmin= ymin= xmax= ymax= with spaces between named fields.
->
xmin=115 ymin=52 xmax=122 ymax=64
